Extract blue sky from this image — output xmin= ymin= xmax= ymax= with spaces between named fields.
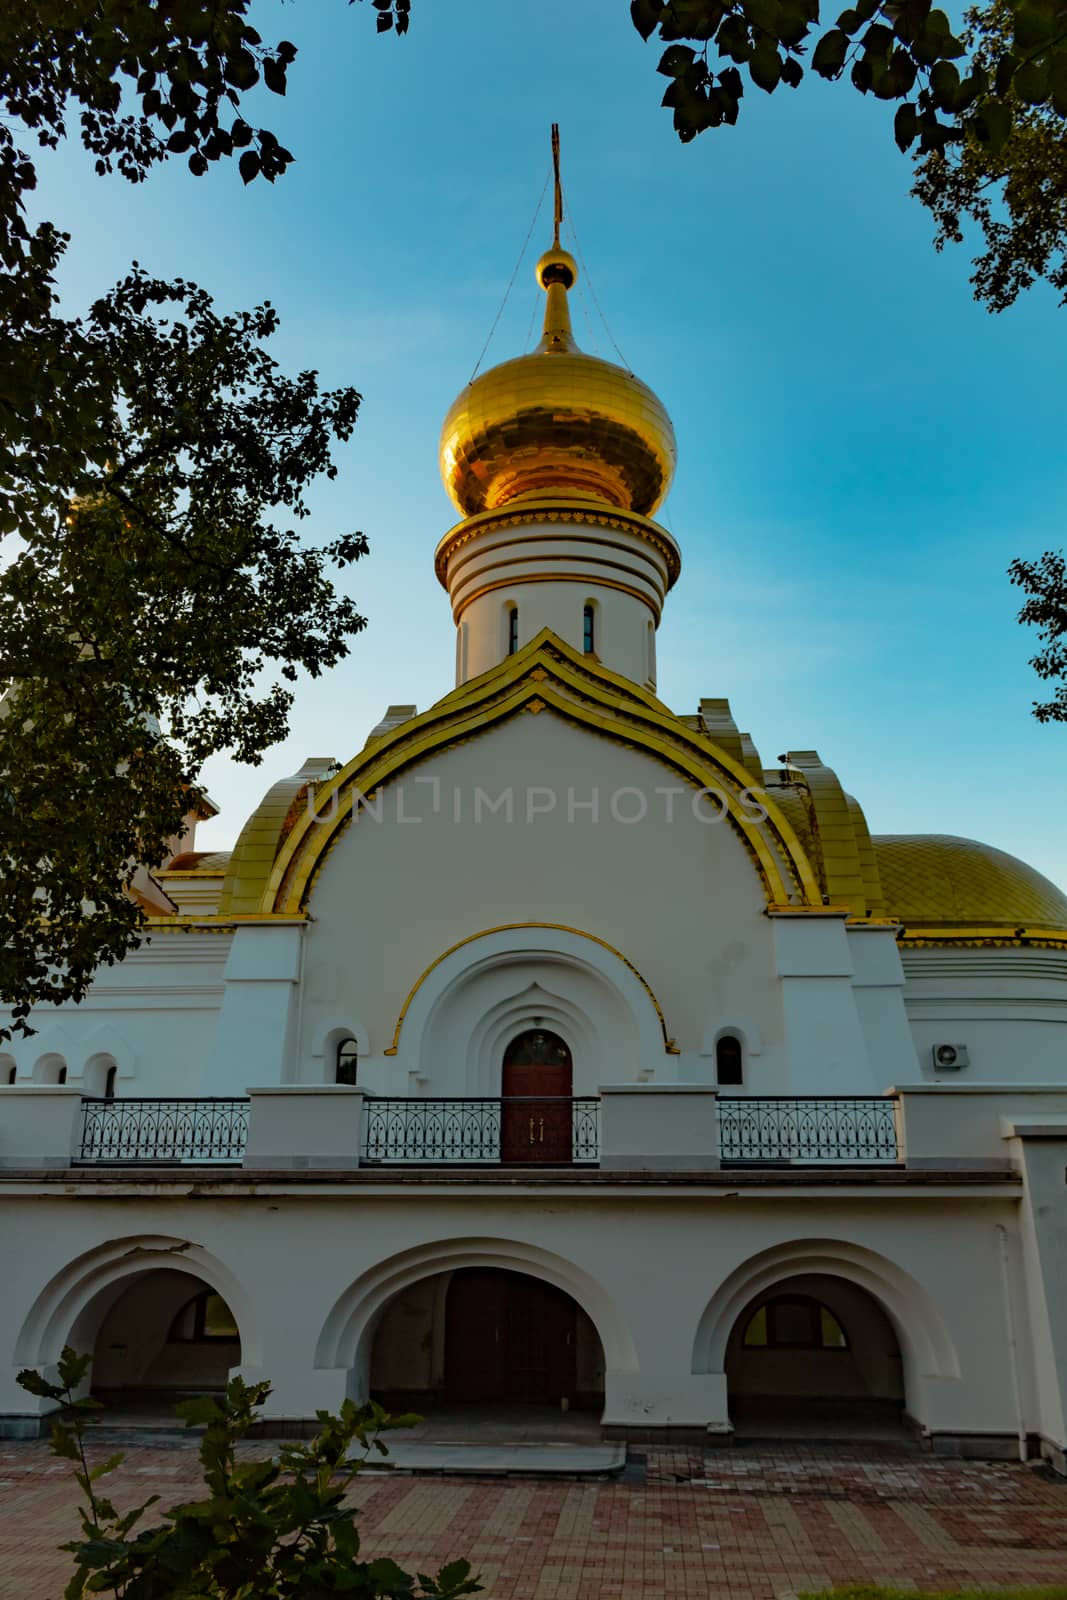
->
xmin=32 ymin=0 xmax=1067 ymax=886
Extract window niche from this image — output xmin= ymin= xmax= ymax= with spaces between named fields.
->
xmin=169 ymin=1290 xmax=240 ymax=1344
xmin=743 ymin=1296 xmax=849 ymax=1350
xmin=336 ymin=1037 xmax=359 ymax=1086
xmin=583 ymin=602 xmax=596 ymax=655
xmin=715 ymin=1034 xmax=744 ymax=1086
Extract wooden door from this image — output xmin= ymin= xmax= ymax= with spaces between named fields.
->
xmin=500 ymin=1029 xmax=573 ymax=1164
xmin=445 ymin=1269 xmax=576 ymax=1405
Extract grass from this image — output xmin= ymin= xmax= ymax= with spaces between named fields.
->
xmin=799 ymin=1589 xmax=1067 ymax=1600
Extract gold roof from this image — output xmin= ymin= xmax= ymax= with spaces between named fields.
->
xmin=440 ymin=244 xmax=676 ymax=518
xmin=874 ymin=834 xmax=1067 ymax=930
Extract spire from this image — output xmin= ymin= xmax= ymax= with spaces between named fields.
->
xmin=535 ymin=123 xmax=578 ymax=354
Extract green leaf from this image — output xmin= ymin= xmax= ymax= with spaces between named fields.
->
xmin=238 ymin=149 xmax=261 ymax=184
xmin=837 ymin=7 xmax=861 ymax=31
xmin=263 ymin=57 xmax=287 ymax=95
xmin=173 ymin=1395 xmax=224 ymax=1426
xmin=973 ymin=97 xmax=1013 ymax=152
xmin=894 ymin=100 xmax=918 ymax=149
xmin=1015 ymin=1 xmax=1056 ymax=49
xmin=749 ymin=40 xmax=782 ymax=89
xmin=930 ymin=58 xmax=960 ymax=107
xmin=812 ymin=28 xmax=849 ymax=74
xmin=1013 ymin=57 xmax=1050 ymax=103
xmin=631 ymin=0 xmax=666 ymax=39
xmin=658 ymin=43 xmax=697 ymax=74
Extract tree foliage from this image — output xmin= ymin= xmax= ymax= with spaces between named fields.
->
xmin=630 ymin=0 xmax=1067 ymax=309
xmin=1010 ymin=549 xmax=1067 ymax=721
xmin=16 ymin=1348 xmax=481 ymax=1599
xmin=0 ymin=3 xmax=403 ymax=1035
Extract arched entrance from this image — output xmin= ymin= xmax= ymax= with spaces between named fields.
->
xmin=501 ymin=1028 xmax=573 ymax=1164
xmin=369 ymin=1267 xmax=604 ymax=1414
xmin=91 ymin=1269 xmax=241 ymax=1411
xmin=725 ymin=1273 xmax=905 ymax=1436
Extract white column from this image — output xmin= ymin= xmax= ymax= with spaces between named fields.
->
xmin=847 ymin=925 xmax=919 ymax=1083
xmin=207 ymin=924 xmax=304 ymax=1093
xmin=771 ymin=912 xmax=875 ymax=1092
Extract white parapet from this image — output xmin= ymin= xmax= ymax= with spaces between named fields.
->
xmin=243 ymin=1086 xmax=367 ymax=1171
xmin=598 ymin=1083 xmax=719 ymax=1171
xmin=0 ymin=1087 xmax=84 ymax=1169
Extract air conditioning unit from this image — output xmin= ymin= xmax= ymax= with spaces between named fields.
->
xmin=932 ymin=1042 xmax=969 ymax=1071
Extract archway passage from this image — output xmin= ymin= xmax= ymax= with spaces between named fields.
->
xmin=501 ymin=1028 xmax=573 ymax=1164
xmin=370 ymin=1267 xmax=604 ymax=1418
xmin=725 ymin=1273 xmax=906 ymax=1440
xmin=90 ymin=1269 xmax=241 ymax=1418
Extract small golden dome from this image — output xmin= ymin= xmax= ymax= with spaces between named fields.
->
xmin=874 ymin=834 xmax=1067 ymax=929
xmin=440 ymin=243 xmax=676 ymax=518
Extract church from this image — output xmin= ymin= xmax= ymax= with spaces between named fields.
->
xmin=3 ymin=196 xmax=1067 ymax=1470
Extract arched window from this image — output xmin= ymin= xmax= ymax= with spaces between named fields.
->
xmin=169 ymin=1289 xmax=240 ymax=1343
xmin=716 ymin=1034 xmax=743 ymax=1086
xmin=743 ymin=1296 xmax=848 ymax=1350
xmin=507 ymin=606 xmax=519 ymax=655
xmin=583 ymin=603 xmax=595 ymax=654
xmin=336 ymin=1037 xmax=359 ymax=1086
xmin=57 ymin=1066 xmax=67 ymax=1085
xmin=104 ymin=1064 xmax=117 ymax=1099
xmin=646 ymin=620 xmax=656 ymax=685
xmin=3 ymin=1064 xmax=15 ymax=1085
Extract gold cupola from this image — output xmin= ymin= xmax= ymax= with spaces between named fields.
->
xmin=439 ymin=224 xmax=676 ymax=519
xmin=436 ymin=129 xmax=681 ymax=690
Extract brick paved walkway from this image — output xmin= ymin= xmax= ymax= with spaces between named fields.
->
xmin=2 ymin=1437 xmax=1065 ymax=1599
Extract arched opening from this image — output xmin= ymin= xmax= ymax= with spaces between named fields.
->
xmin=501 ymin=1027 xmax=573 ymax=1164
xmin=582 ymin=601 xmax=596 ymax=655
xmin=369 ymin=1267 xmax=604 ymax=1423
xmin=335 ymin=1037 xmax=358 ymax=1086
xmin=716 ymin=1034 xmax=743 ymax=1086
xmin=725 ymin=1272 xmax=905 ymax=1438
xmin=90 ymin=1269 xmax=241 ymax=1417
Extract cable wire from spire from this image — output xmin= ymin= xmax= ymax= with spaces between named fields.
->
xmin=562 ymin=203 xmax=633 ymax=373
xmin=468 ymin=168 xmax=551 ymax=384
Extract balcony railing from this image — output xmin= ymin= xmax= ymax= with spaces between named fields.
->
xmin=76 ymin=1097 xmax=250 ymax=1165
xmin=718 ymin=1095 xmax=900 ymax=1165
xmin=361 ymin=1096 xmax=601 ymax=1166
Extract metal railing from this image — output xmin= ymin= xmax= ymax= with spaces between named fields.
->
xmin=361 ymin=1096 xmax=600 ymax=1166
xmin=718 ymin=1096 xmax=900 ymax=1165
xmin=76 ymin=1097 xmax=250 ymax=1165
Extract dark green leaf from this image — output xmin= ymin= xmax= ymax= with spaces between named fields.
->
xmin=894 ymin=100 xmax=917 ymax=148
xmin=631 ymin=0 xmax=666 ymax=39
xmin=812 ymin=28 xmax=849 ymax=74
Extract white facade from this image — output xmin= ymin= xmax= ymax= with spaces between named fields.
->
xmin=3 ymin=235 xmax=1067 ymax=1466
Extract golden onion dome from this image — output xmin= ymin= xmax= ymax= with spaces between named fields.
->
xmin=874 ymin=834 xmax=1067 ymax=930
xmin=440 ymin=244 xmax=676 ymax=518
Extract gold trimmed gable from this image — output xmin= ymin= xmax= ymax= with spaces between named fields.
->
xmin=259 ymin=629 xmax=824 ymax=917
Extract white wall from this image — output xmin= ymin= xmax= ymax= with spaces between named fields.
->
xmin=0 ymin=1182 xmax=1033 ymax=1448
xmin=297 ymin=712 xmax=785 ymax=1094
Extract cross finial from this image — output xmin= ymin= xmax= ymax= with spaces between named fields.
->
xmin=551 ymin=123 xmax=562 ymax=247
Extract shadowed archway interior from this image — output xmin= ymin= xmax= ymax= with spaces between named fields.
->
xmin=370 ymin=1266 xmax=604 ymax=1413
